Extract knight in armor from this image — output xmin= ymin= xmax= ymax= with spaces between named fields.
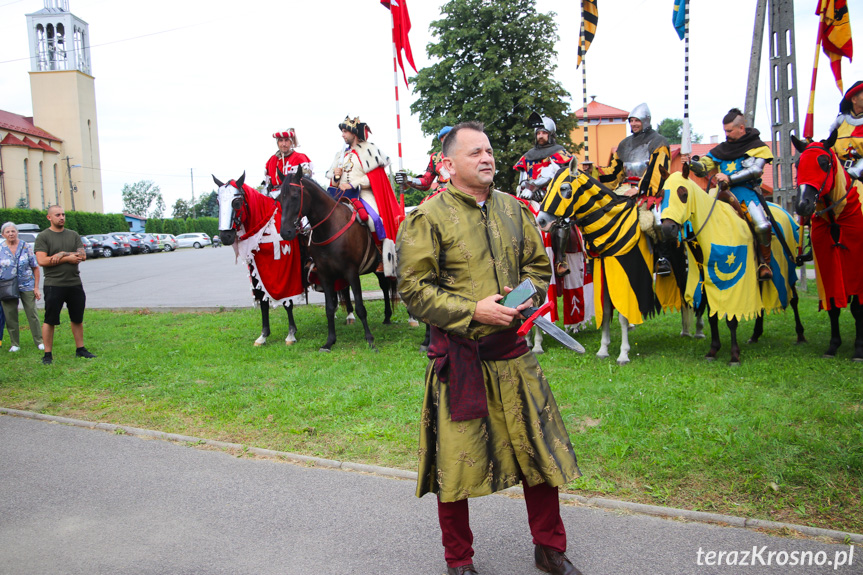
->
xmin=264 ymin=129 xmax=313 ymax=197
xmin=514 ymin=112 xmax=574 ymax=276
xmin=830 ymin=80 xmax=863 ymax=181
xmin=325 ymin=116 xmax=402 ymax=277
xmin=690 ymin=108 xmax=775 ymax=282
xmin=589 ymin=103 xmax=672 ymax=274
xmin=395 ymin=126 xmax=453 ymax=198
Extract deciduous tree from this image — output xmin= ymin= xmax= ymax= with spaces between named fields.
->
xmin=410 ymin=0 xmax=576 ymax=193
xmin=121 ymin=180 xmax=165 ymax=218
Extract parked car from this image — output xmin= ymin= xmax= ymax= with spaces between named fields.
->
xmin=175 ymin=233 xmax=212 ymax=249
xmin=154 ymin=233 xmax=179 ymax=252
xmin=111 ymin=233 xmax=139 ymax=254
xmin=17 ymin=232 xmax=37 ymax=252
xmin=81 ymin=236 xmax=95 ymax=259
xmin=133 ymin=233 xmax=159 ymax=254
xmin=87 ymin=234 xmax=127 ymax=257
xmin=85 ymin=235 xmax=104 ymax=258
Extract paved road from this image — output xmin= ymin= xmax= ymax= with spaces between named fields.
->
xmin=1 ymin=414 xmax=858 ymax=575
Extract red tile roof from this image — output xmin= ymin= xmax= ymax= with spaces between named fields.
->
xmin=0 ymin=109 xmax=61 ymax=142
xmin=575 ymin=100 xmax=629 ymax=120
xmin=0 ymin=132 xmax=28 ymax=147
xmin=36 ymin=140 xmax=59 ymax=153
xmin=21 ymin=136 xmax=42 ymax=150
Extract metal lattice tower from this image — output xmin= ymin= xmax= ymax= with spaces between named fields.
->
xmin=744 ymin=0 xmax=800 ymax=213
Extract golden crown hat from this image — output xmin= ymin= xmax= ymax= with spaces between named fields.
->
xmin=339 ymin=115 xmax=371 ymax=141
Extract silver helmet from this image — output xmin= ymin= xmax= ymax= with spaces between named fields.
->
xmin=628 ymin=103 xmax=651 ymax=132
xmin=528 ymin=111 xmax=557 ymax=136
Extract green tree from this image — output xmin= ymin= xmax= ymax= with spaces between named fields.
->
xmin=657 ymin=118 xmax=703 ymax=145
xmin=15 ymin=195 xmax=28 ymax=209
xmin=172 ymin=199 xmax=191 ymax=220
xmin=410 ymin=0 xmax=576 ymax=193
xmin=121 ymin=180 xmax=165 ymax=219
xmin=193 ymin=191 xmax=219 ymax=218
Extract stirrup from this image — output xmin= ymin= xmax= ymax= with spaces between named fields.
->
xmin=758 ymin=264 xmax=773 ymax=281
xmin=656 ymin=257 xmax=672 ymax=276
xmin=555 ymin=262 xmax=570 ymax=277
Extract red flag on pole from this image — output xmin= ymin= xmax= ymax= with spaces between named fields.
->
xmin=817 ymin=0 xmax=853 ymax=92
xmin=381 ymin=0 xmax=418 ymax=86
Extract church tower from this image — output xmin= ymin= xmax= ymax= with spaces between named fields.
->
xmin=26 ymin=0 xmax=103 ymax=212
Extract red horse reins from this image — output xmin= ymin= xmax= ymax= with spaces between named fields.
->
xmin=289 ymin=180 xmax=358 ymax=247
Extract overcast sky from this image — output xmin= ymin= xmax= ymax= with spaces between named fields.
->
xmin=0 ymin=0 xmax=860 ymax=214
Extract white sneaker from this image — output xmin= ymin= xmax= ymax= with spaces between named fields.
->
xmin=38 ymin=343 xmax=44 ymax=351
xmin=9 ymin=346 xmax=20 ymax=352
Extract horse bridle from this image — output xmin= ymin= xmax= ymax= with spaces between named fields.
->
xmin=229 ymin=186 xmax=244 ymax=232
xmin=813 ymin=144 xmax=850 ymax=216
xmin=287 ymin=179 xmax=358 ymax=247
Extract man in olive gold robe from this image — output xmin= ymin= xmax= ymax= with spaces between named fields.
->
xmin=396 ymin=122 xmax=582 ymax=575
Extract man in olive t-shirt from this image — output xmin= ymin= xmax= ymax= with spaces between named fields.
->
xmin=34 ymin=205 xmax=96 ymax=365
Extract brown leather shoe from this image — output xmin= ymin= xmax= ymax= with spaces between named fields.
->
xmin=535 ymin=544 xmax=582 ymax=575
xmin=446 ymin=564 xmax=478 ymax=575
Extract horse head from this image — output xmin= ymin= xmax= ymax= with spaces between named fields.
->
xmin=213 ymin=172 xmax=246 ymax=246
xmin=278 ymin=166 xmax=305 ymax=242
xmin=659 ymin=167 xmax=699 ymax=242
xmin=536 ymin=158 xmax=580 ymax=231
xmin=793 ymin=131 xmax=840 ymax=220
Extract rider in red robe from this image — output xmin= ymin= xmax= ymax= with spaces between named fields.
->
xmin=395 ymin=126 xmax=452 ymax=201
xmin=264 ymin=129 xmax=313 ymax=196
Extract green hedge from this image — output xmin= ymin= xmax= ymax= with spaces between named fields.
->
xmin=145 ymin=217 xmax=218 ymax=238
xmin=0 ymin=208 xmax=127 ymax=235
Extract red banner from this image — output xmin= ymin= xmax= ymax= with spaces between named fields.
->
xmin=381 ymin=0 xmax=418 ymax=86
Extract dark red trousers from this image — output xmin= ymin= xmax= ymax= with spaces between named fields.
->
xmin=437 ymin=481 xmax=567 ymax=568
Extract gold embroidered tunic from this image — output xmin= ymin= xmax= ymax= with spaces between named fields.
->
xmin=396 ymin=183 xmax=581 ymax=502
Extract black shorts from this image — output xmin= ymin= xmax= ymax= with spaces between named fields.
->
xmin=43 ymin=284 xmax=87 ymax=325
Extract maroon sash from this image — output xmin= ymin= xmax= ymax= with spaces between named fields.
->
xmin=427 ymin=326 xmax=529 ymax=422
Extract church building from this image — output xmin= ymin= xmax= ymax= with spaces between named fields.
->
xmin=0 ymin=0 xmax=103 ymax=212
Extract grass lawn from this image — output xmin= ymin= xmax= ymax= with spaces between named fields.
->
xmin=1 ymin=288 xmax=860 ymax=534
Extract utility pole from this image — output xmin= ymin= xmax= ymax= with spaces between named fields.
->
xmin=191 ymin=168 xmax=196 ymax=219
xmin=64 ymin=156 xmax=79 ymax=211
xmin=744 ymin=0 xmax=800 ymax=214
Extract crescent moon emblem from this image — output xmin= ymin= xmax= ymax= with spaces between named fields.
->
xmin=713 ymin=261 xmax=743 ymax=282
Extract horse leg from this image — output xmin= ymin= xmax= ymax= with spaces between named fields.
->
xmin=531 ymin=326 xmax=544 ymax=355
xmin=824 ymin=306 xmax=842 ymax=358
xmin=694 ymin=297 xmax=706 ymax=339
xmin=376 ymin=272 xmax=393 ymax=325
xmin=597 ymin=290 xmax=613 ymax=359
xmin=616 ymin=312 xmax=631 ymax=365
xmin=706 ymin=312 xmax=721 ymax=362
xmin=727 ymin=317 xmax=741 ymax=366
xmin=850 ymin=296 xmax=863 ymax=361
xmin=748 ymin=312 xmax=764 ymax=344
xmin=320 ymin=283 xmax=339 ymax=352
xmin=419 ymin=322 xmax=430 ymax=353
xmin=340 ymin=286 xmax=355 ymax=325
xmin=349 ymin=274 xmax=377 ymax=351
xmin=789 ymin=285 xmax=807 ymax=344
xmin=255 ymin=292 xmax=270 ymax=346
xmin=284 ymin=301 xmax=297 ymax=345
xmin=680 ymin=304 xmax=692 ymax=337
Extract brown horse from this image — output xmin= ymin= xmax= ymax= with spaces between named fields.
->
xmin=277 ymin=167 xmax=396 ymax=351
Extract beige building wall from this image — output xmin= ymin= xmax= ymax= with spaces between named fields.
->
xmin=0 ymin=144 xmax=30 ymax=208
xmin=570 ymin=119 xmax=628 ymax=168
xmin=30 ymin=69 xmax=103 ymax=212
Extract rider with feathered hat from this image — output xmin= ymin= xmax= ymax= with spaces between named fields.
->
xmin=264 ymin=129 xmax=313 ymax=197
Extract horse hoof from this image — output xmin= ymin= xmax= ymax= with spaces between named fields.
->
xmin=318 ymin=347 xmax=332 ymax=353
xmin=533 ymin=349 xmax=545 ymax=355
xmin=705 ymin=356 xmax=716 ymax=362
xmin=596 ymin=353 xmax=609 ymax=359
xmin=747 ymin=338 xmax=758 ymax=344
xmin=408 ymin=319 xmax=420 ymax=327
xmin=254 ymin=340 xmax=266 ymax=347
xmin=694 ymin=333 xmax=706 ymax=340
xmin=728 ymin=361 xmax=741 ymax=367
xmin=285 ymin=340 xmax=295 ymax=346
xmin=796 ymin=336 xmax=807 ymax=344
xmin=346 ymin=319 xmax=355 ymax=325
xmin=822 ymin=353 xmax=836 ymax=359
xmin=679 ymin=332 xmax=690 ymax=338
xmin=383 ymin=319 xmax=392 ymax=325
xmin=616 ymin=359 xmax=630 ymax=366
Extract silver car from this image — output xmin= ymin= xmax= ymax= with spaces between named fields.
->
xmin=175 ymin=233 xmax=212 ymax=249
